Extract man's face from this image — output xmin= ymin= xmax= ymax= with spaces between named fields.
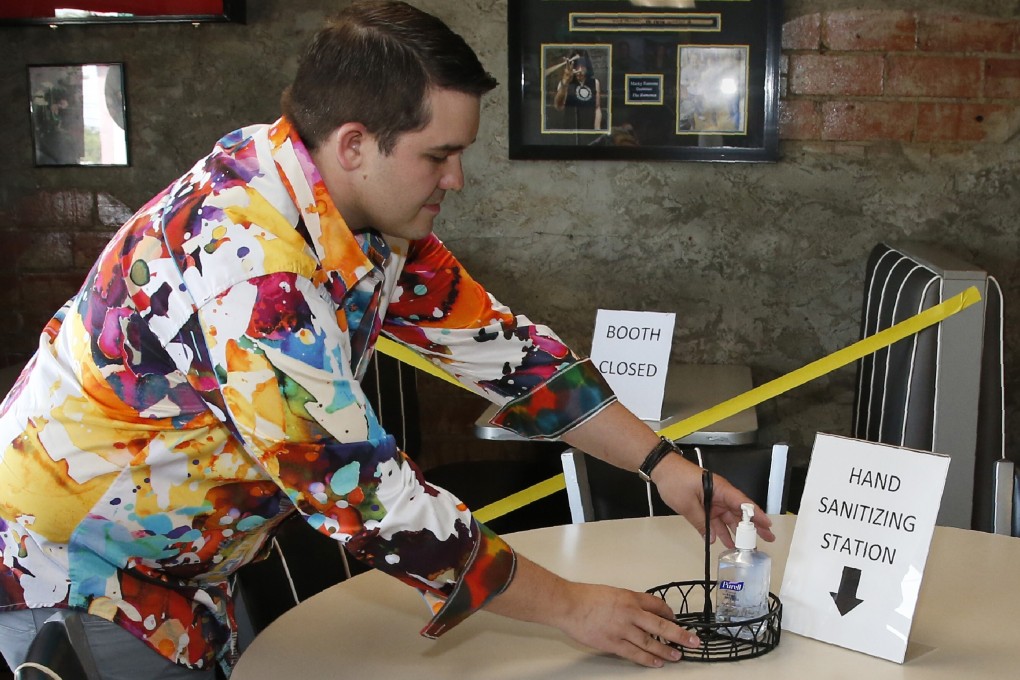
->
xmin=352 ymin=88 xmax=481 ymax=241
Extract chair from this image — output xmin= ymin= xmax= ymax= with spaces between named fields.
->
xmin=360 ymin=348 xmax=571 ymax=534
xmin=233 ymin=512 xmax=366 ymax=639
xmin=852 ymin=242 xmax=1011 ymax=530
xmin=13 ymin=610 xmax=100 ymax=680
xmin=232 ymin=349 xmax=570 ymax=639
xmin=425 ymin=455 xmax=571 ymax=534
xmin=992 ymin=459 xmax=1019 ymax=537
xmin=560 ymin=442 xmax=789 ymax=523
xmin=233 ymin=350 xmax=414 ymax=637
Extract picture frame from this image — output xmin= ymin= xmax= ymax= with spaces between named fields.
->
xmin=0 ymin=1 xmax=244 ymax=26
xmin=28 ymin=63 xmax=129 ymax=167
xmin=508 ymin=0 xmax=782 ymax=162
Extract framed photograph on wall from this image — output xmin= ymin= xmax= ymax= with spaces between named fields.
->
xmin=508 ymin=0 xmax=782 ymax=162
xmin=28 ymin=63 xmax=129 ymax=167
xmin=0 ymin=1 xmax=244 ymax=25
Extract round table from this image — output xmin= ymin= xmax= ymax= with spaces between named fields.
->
xmin=234 ymin=515 xmax=1020 ymax=679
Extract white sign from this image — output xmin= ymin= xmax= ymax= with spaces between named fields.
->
xmin=779 ymin=433 xmax=950 ymax=662
xmin=589 ymin=309 xmax=674 ymax=420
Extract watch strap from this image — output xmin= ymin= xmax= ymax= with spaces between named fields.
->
xmin=637 ymin=436 xmax=678 ymax=483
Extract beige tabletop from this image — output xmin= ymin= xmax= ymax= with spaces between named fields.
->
xmin=233 ymin=515 xmax=1020 ymax=679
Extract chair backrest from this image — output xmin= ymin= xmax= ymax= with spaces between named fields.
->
xmin=992 ymin=459 xmax=1019 ymax=537
xmin=853 ymin=242 xmax=1006 ymax=530
xmin=359 ymin=349 xmax=421 ymax=459
xmin=560 ymin=443 xmax=788 ymax=523
xmin=14 ymin=611 xmax=100 ymax=680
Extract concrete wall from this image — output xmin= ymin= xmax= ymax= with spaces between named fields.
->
xmin=2 ymin=0 xmax=1019 ymax=469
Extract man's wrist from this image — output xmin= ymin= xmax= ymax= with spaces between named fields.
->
xmin=637 ymin=436 xmax=680 ymax=483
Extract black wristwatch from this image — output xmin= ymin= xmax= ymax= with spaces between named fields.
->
xmin=637 ymin=436 xmax=679 ymax=483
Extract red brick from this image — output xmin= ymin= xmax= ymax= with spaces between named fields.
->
xmin=18 ymin=272 xmax=88 ymax=336
xmin=779 ymin=99 xmax=822 ymax=140
xmin=885 ymin=55 xmax=981 ymax=97
xmin=986 ymin=58 xmax=1020 ymax=99
xmin=789 ymin=54 xmax=884 ymax=96
xmin=822 ymin=101 xmax=916 ymax=141
xmin=918 ymin=13 xmax=1019 ymax=53
xmin=13 ymin=232 xmax=74 ymax=272
xmin=0 ymin=276 xmax=21 ymax=312
xmin=97 ymin=193 xmax=135 ymax=228
xmin=823 ymin=10 xmax=916 ymax=52
xmin=73 ymin=232 xmax=116 ymax=269
xmin=13 ymin=190 xmax=94 ymax=230
xmin=0 ymin=231 xmax=35 ymax=268
xmin=915 ymin=103 xmax=1012 ymax=142
xmin=0 ymin=340 xmax=38 ymax=366
xmin=783 ymin=13 xmax=821 ymax=50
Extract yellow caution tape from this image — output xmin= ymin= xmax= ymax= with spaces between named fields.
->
xmin=657 ymin=285 xmax=982 ymax=441
xmin=379 ymin=286 xmax=983 ymax=523
xmin=473 ymin=473 xmax=569 ymax=523
xmin=375 ymin=336 xmax=464 ymax=388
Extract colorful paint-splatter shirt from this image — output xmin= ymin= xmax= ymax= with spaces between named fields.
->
xmin=0 ymin=118 xmax=615 ymax=671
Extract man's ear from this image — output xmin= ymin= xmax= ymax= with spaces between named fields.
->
xmin=334 ymin=122 xmax=369 ymax=171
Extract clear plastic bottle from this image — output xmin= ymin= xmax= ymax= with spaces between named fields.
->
xmin=714 ymin=503 xmax=771 ymax=639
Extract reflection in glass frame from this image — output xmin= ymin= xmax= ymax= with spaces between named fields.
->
xmin=541 ymin=44 xmax=612 ymax=135
xmin=28 ymin=63 xmax=129 ymax=168
xmin=677 ymin=45 xmax=749 ymax=135
xmin=508 ymin=0 xmax=781 ymax=162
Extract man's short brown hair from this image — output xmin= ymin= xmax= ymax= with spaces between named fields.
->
xmin=281 ymin=0 xmax=498 ymax=154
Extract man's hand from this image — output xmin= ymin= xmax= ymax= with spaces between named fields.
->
xmin=651 ymin=452 xmax=775 ymax=549
xmin=485 ymin=556 xmax=700 ymax=668
xmin=560 ymin=60 xmax=574 ymax=85
xmin=553 ymin=582 xmax=701 ymax=667
xmin=560 ymin=401 xmax=775 ymax=548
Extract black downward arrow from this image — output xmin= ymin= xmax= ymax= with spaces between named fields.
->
xmin=830 ymin=566 xmax=864 ymax=616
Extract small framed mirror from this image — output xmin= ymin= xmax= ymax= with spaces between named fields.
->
xmin=29 ymin=63 xmax=129 ymax=167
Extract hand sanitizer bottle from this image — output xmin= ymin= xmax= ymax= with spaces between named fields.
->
xmin=715 ymin=503 xmax=771 ymax=639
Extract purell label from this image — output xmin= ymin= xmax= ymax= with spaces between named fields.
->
xmin=720 ymin=580 xmax=744 ymax=592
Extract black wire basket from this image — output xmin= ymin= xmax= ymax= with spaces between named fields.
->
xmin=646 ymin=470 xmax=782 ymax=661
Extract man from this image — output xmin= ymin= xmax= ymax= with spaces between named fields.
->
xmin=0 ymin=2 xmax=772 ymax=678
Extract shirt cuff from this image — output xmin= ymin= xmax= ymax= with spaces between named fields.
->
xmin=418 ymin=521 xmax=516 ymax=639
xmin=487 ymin=359 xmax=617 ymax=440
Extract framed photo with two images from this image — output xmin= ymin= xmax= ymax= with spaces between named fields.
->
xmin=508 ymin=0 xmax=782 ymax=162
xmin=28 ymin=63 xmax=129 ymax=167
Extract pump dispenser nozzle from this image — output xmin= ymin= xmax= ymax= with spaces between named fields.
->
xmin=734 ymin=502 xmax=757 ymax=550
xmin=740 ymin=503 xmax=753 ymax=522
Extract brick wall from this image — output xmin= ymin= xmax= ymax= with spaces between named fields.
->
xmin=2 ymin=9 xmax=1018 ymax=373
xmin=780 ymin=10 xmax=1020 ymax=148
xmin=0 ymin=190 xmax=130 ymax=366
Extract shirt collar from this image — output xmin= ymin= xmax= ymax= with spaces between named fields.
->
xmin=266 ymin=116 xmax=384 ymax=297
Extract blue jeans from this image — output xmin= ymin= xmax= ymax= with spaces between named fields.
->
xmin=0 ymin=608 xmax=217 ymax=680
